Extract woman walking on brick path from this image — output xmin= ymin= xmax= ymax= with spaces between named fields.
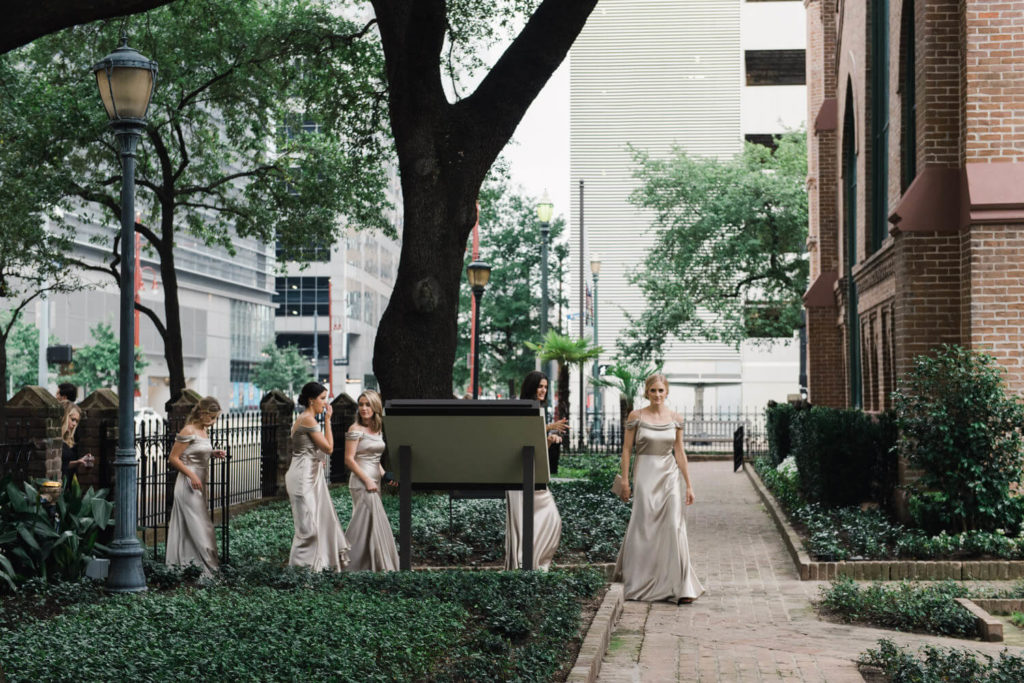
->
xmin=615 ymin=374 xmax=703 ymax=602
xmin=286 ymin=382 xmax=350 ymax=571
xmin=344 ymin=389 xmax=399 ymax=571
xmin=505 ymin=370 xmax=566 ymax=570
xmin=166 ymin=396 xmax=226 ymax=576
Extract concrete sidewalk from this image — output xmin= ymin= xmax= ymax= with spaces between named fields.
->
xmin=597 ymin=460 xmax=1020 ymax=682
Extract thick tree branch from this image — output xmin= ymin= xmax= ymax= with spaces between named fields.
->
xmin=176 ymin=164 xmax=278 ymax=197
xmin=0 ymin=0 xmax=177 ymax=54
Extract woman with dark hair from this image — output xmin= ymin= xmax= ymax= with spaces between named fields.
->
xmin=286 ymin=381 xmax=349 ymax=571
xmin=166 ymin=396 xmax=226 ymax=575
xmin=505 ymin=371 xmax=566 ymax=570
xmin=344 ymin=389 xmax=399 ymax=571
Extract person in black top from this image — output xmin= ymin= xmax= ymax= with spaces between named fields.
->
xmin=56 ymin=383 xmax=78 ymax=403
xmin=60 ymin=401 xmax=94 ymax=480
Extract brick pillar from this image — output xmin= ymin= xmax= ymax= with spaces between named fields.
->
xmin=260 ymin=390 xmax=294 ymax=496
xmin=77 ymin=389 xmax=119 ymax=490
xmin=329 ymin=393 xmax=357 ymax=483
xmin=2 ymin=387 xmax=62 ymax=481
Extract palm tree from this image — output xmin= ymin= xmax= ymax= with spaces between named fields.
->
xmin=592 ymin=361 xmax=663 ymax=437
xmin=526 ymin=331 xmax=603 ymax=433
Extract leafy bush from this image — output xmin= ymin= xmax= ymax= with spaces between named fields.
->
xmin=0 ymin=475 xmax=112 ymax=588
xmin=765 ymin=401 xmax=797 ymax=466
xmin=0 ymin=567 xmax=605 ymax=683
xmin=790 ymin=407 xmax=896 ymax=508
xmin=893 ymin=345 xmax=1024 ymax=533
xmin=861 ymin=639 xmax=1024 ymax=682
xmin=820 ymin=578 xmax=976 ymax=637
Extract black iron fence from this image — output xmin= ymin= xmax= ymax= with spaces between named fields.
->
xmin=0 ymin=440 xmax=34 ymax=482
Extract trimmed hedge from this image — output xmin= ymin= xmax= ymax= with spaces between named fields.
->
xmin=765 ymin=401 xmax=797 ymax=466
xmin=819 ymin=577 xmax=976 ymax=637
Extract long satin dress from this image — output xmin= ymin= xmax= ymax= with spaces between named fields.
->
xmin=505 ymin=488 xmax=562 ymax=570
xmin=285 ymin=424 xmax=350 ymax=571
xmin=165 ymin=434 xmax=220 ymax=575
xmin=615 ymin=419 xmax=704 ymax=602
xmin=344 ymin=431 xmax=399 ymax=571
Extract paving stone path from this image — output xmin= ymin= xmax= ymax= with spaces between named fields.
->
xmin=597 ymin=460 xmax=1022 ymax=682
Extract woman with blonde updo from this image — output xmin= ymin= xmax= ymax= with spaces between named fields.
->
xmin=60 ymin=402 xmax=95 ymax=481
xmin=344 ymin=389 xmax=398 ymax=571
xmin=614 ymin=374 xmax=703 ymax=603
xmin=166 ymin=396 xmax=226 ymax=575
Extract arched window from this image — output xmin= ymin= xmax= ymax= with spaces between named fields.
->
xmin=899 ymin=0 xmax=917 ymax=192
xmin=870 ymin=0 xmax=890 ymax=252
xmin=843 ymin=85 xmax=862 ymax=408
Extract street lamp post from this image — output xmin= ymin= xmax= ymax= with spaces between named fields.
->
xmin=93 ymin=32 xmax=157 ymax=593
xmin=590 ymin=253 xmax=602 ymax=442
xmin=536 ymin=192 xmax=554 ymax=407
xmin=467 ymin=261 xmax=492 ymax=399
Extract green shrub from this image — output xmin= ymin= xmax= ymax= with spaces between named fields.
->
xmin=820 ymin=578 xmax=976 ymax=637
xmin=893 ymin=345 xmax=1024 ymax=533
xmin=790 ymin=407 xmax=896 ymax=508
xmin=765 ymin=401 xmax=796 ymax=466
xmin=0 ymin=475 xmax=113 ymax=588
xmin=861 ymin=639 xmax=1024 ymax=682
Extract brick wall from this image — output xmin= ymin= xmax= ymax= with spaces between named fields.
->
xmin=964 ymin=1 xmax=1024 ymax=162
xmin=806 ymin=304 xmax=846 ymax=407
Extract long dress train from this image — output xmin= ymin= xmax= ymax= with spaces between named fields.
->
xmin=615 ymin=419 xmax=704 ymax=602
xmin=505 ymin=489 xmax=562 ymax=570
xmin=286 ymin=424 xmax=350 ymax=571
xmin=345 ymin=431 xmax=399 ymax=571
xmin=166 ymin=434 xmax=220 ymax=575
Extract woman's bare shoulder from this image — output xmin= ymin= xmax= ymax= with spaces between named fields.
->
xmin=296 ymin=414 xmax=318 ymax=428
xmin=178 ymin=424 xmax=199 ymax=436
xmin=626 ymin=409 xmax=642 ymax=421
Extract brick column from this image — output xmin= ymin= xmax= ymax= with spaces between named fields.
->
xmin=260 ymin=390 xmax=294 ymax=496
xmin=77 ymin=389 xmax=119 ymax=490
xmin=329 ymin=393 xmax=357 ymax=483
xmin=2 ymin=386 xmax=62 ymax=481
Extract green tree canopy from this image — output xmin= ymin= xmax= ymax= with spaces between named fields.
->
xmin=67 ymin=322 xmax=148 ymax=394
xmin=250 ymin=343 xmax=312 ymax=397
xmin=0 ymin=313 xmax=59 ymax=399
xmin=620 ymin=132 xmax=809 ymax=363
xmin=526 ymin=331 xmax=601 ymax=427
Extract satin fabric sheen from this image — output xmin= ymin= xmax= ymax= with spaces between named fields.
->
xmin=505 ymin=489 xmax=562 ymax=570
xmin=615 ymin=419 xmax=704 ymax=602
xmin=344 ymin=431 xmax=399 ymax=571
xmin=165 ymin=435 xmax=220 ymax=575
xmin=286 ymin=424 xmax=350 ymax=571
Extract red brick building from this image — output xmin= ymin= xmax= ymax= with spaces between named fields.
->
xmin=805 ymin=0 xmax=1024 ymax=409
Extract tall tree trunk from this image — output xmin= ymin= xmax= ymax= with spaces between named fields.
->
xmin=154 ymin=211 xmax=186 ymax=404
xmin=557 ymin=361 xmax=570 ymax=426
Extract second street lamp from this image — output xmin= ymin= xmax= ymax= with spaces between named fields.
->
xmin=467 ymin=261 xmax=491 ymax=399
xmin=590 ymin=253 xmax=602 ymax=443
xmin=93 ymin=32 xmax=157 ymax=593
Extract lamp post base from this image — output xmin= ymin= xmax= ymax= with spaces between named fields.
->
xmin=105 ymin=541 xmax=147 ymax=593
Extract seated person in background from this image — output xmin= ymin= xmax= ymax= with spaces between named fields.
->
xmin=57 ymin=382 xmax=78 ymax=403
xmin=60 ymin=402 xmax=94 ymax=480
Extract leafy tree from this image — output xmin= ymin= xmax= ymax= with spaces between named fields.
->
xmin=893 ymin=345 xmax=1024 ymax=533
xmin=8 ymin=0 xmax=390 ymax=404
xmin=452 ymin=166 xmax=569 ymax=397
xmin=620 ymin=132 xmax=809 ymax=363
xmin=2 ymin=1 xmax=177 ymax=54
xmin=592 ymin=361 xmax=662 ymax=432
xmin=526 ymin=331 xmax=602 ymax=432
xmin=251 ymin=343 xmax=312 ymax=396
xmin=0 ymin=313 xmax=59 ymax=398
xmin=67 ymin=322 xmax=148 ymax=394
xmin=370 ymin=0 xmax=600 ymax=398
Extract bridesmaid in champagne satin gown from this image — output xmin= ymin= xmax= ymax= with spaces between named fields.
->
xmin=505 ymin=371 xmax=566 ymax=570
xmin=286 ymin=382 xmax=350 ymax=571
xmin=344 ymin=390 xmax=399 ymax=571
xmin=615 ymin=374 xmax=704 ymax=602
xmin=166 ymin=396 xmax=225 ymax=576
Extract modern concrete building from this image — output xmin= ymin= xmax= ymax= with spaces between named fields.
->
xmin=568 ymin=0 xmax=807 ymax=417
xmin=804 ymin=0 xmax=1024 ymax=408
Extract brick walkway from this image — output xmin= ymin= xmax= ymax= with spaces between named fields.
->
xmin=597 ymin=460 xmax=1020 ymax=682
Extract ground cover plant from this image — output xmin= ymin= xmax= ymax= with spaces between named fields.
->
xmin=818 ymin=578 xmax=977 ymax=638
xmin=861 ymin=638 xmax=1024 ymax=682
xmin=0 ymin=566 xmax=605 ymax=682
xmin=753 ymin=456 xmax=1024 ymax=561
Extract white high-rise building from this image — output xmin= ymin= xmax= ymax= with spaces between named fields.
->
xmin=569 ymin=0 xmax=807 ymax=418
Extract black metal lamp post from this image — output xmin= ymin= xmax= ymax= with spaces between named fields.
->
xmin=93 ymin=32 xmax=157 ymax=593
xmin=590 ymin=253 xmax=602 ymax=440
xmin=536 ymin=192 xmax=554 ymax=406
xmin=467 ymin=261 xmax=491 ymax=399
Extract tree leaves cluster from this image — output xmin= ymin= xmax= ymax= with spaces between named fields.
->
xmin=620 ymin=132 xmax=809 ymax=363
xmin=250 ymin=343 xmax=312 ymax=397
xmin=66 ymin=322 xmax=148 ymax=394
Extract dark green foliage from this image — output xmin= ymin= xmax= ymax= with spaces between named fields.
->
xmin=765 ymin=401 xmax=796 ymax=466
xmin=0 ymin=475 xmax=112 ymax=588
xmin=0 ymin=567 xmax=605 ymax=683
xmin=893 ymin=345 xmax=1024 ymax=533
xmin=753 ymin=456 xmax=804 ymax=513
xmin=790 ymin=406 xmax=896 ymax=508
xmin=820 ymin=578 xmax=976 ymax=637
xmin=861 ymin=639 xmax=1024 ymax=682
